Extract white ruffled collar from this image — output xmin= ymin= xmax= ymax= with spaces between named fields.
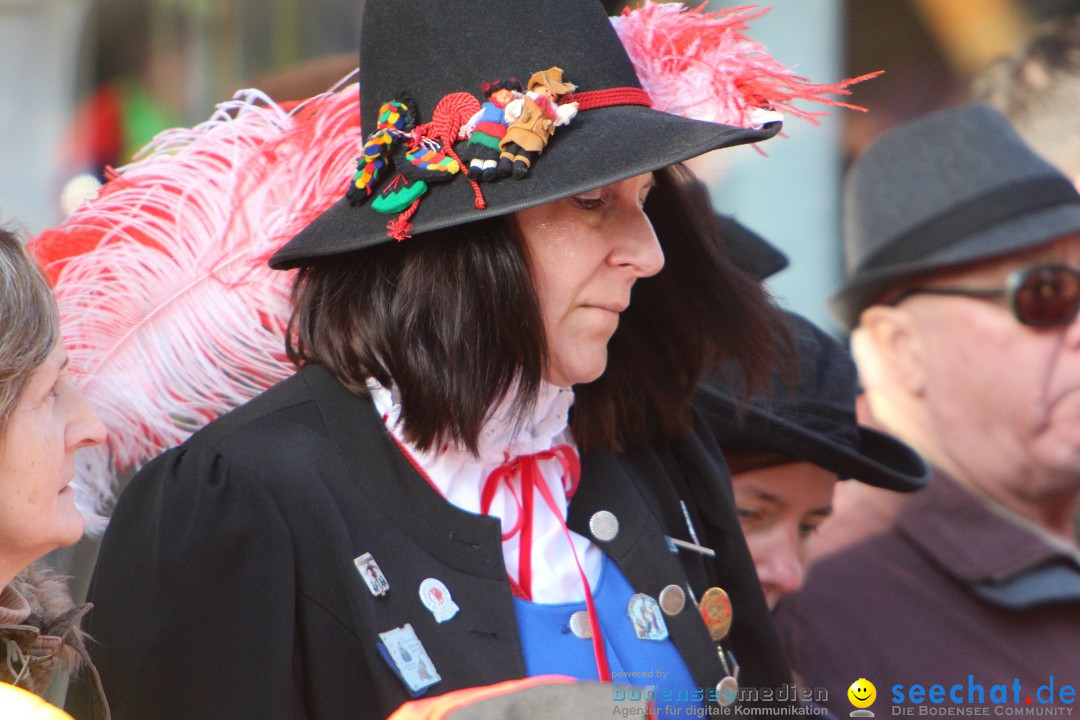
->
xmin=367 ymin=379 xmax=575 ymax=464
xmin=368 ymin=378 xmax=601 ymax=603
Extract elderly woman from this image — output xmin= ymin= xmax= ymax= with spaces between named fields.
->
xmin=73 ymin=2 xmax=834 ymax=718
xmin=0 ymin=228 xmax=106 ymax=716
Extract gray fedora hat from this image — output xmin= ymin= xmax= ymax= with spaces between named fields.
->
xmin=695 ymin=313 xmax=930 ymax=492
xmin=830 ymin=104 xmax=1080 ymax=330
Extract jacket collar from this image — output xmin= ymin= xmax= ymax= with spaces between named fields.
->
xmin=302 ymin=364 xmax=726 ymax=689
xmin=301 ymin=364 xmax=508 ymax=581
xmin=896 ymin=471 xmax=1080 ymax=609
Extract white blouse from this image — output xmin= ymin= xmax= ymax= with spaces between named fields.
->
xmin=369 ymin=380 xmax=603 ymax=602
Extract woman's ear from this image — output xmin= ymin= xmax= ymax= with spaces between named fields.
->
xmin=855 ymin=305 xmax=927 ymax=397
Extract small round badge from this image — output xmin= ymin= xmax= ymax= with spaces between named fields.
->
xmin=589 ymin=511 xmax=619 ymax=542
xmin=717 ymin=675 xmax=739 ymax=707
xmin=700 ymin=587 xmax=733 ymax=641
xmin=659 ymin=584 xmax=686 ymax=616
xmin=419 ymin=578 xmax=460 ymax=623
xmin=569 ymin=610 xmax=592 ymax=639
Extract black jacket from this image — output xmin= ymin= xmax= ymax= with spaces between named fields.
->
xmin=71 ymin=364 xmax=791 ymax=719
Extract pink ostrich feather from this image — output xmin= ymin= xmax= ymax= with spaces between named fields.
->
xmin=612 ymin=2 xmax=880 ymax=127
xmin=31 ymin=80 xmax=361 ymax=532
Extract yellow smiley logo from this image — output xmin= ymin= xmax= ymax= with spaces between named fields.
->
xmin=848 ymin=678 xmax=876 ymax=709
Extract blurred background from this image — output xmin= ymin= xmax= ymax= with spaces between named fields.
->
xmin=2 ymin=0 xmax=1079 ymax=330
xmin=2 ymin=3 xmax=1079 ymax=703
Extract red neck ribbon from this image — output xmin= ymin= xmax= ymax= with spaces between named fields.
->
xmin=480 ymin=445 xmax=611 ymax=682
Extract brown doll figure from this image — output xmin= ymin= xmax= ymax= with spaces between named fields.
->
xmin=498 ymin=67 xmax=578 ymax=179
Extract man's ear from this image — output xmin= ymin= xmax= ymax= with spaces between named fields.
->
xmin=857 ymin=305 xmax=927 ymax=397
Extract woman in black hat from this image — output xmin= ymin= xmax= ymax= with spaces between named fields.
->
xmin=696 ymin=313 xmax=931 ymax=611
xmin=65 ymin=1 xmax=871 ymax=718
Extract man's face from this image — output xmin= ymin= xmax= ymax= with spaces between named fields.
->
xmin=901 ymin=233 xmax=1080 ymax=498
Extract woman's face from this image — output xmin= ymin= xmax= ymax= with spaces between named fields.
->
xmin=731 ymin=462 xmax=837 ymax=609
xmin=0 ymin=342 xmax=106 ymax=570
xmin=515 ymin=173 xmax=664 ymax=387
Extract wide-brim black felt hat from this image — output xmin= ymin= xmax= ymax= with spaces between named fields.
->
xmin=716 ymin=214 xmax=789 ymax=282
xmin=830 ymin=104 xmax=1080 ymax=330
xmin=695 ymin=313 xmax=930 ymax=492
xmin=269 ymin=0 xmax=781 ymax=269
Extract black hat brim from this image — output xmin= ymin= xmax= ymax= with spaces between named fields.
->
xmin=270 ymin=107 xmax=779 ymax=269
xmin=695 ymin=384 xmax=930 ymax=493
xmin=716 ymin=214 xmax=790 ymax=282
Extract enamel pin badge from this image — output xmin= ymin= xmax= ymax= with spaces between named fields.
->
xmin=419 ymin=578 xmax=459 ymax=623
xmin=354 ymin=552 xmax=390 ymax=597
xmin=627 ymin=593 xmax=669 ymax=641
xmin=700 ymin=587 xmax=733 ymax=641
xmin=378 ymin=624 xmax=441 ymax=696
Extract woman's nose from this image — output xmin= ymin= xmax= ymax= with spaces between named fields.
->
xmin=610 ymin=210 xmax=665 ymax=278
xmin=756 ymin=534 xmax=806 ymax=601
xmin=69 ymin=389 xmax=107 ymax=450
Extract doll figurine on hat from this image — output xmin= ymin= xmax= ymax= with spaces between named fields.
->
xmin=461 ymin=78 xmax=524 ymax=182
xmin=498 ymin=67 xmax=578 ymax=179
xmin=346 ymin=95 xmax=417 ymax=206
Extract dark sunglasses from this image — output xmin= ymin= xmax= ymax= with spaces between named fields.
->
xmin=893 ymin=264 xmax=1080 ymax=328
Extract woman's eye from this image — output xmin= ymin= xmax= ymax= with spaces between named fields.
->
xmin=572 ymin=194 xmax=605 ymax=211
xmin=735 ymin=506 xmax=764 ymax=526
xmin=798 ymin=522 xmax=821 ymax=539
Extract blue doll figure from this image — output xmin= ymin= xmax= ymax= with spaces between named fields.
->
xmin=460 ymin=78 xmax=523 ymax=182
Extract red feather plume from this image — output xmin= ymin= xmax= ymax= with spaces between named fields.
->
xmin=612 ymin=2 xmax=880 ymax=127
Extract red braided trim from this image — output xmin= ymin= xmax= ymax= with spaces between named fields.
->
xmin=387 ymin=198 xmax=422 ymax=241
xmin=565 ymin=87 xmax=652 ymax=111
xmin=443 ymin=145 xmax=486 ymax=209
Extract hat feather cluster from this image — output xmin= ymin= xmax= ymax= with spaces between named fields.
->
xmin=613 ymin=2 xmax=879 ymax=127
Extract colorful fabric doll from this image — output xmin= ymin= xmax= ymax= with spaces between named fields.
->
xmin=461 ymin=78 xmax=524 ymax=182
xmin=346 ymin=95 xmax=417 ymax=206
xmin=498 ymin=67 xmax=579 ymax=179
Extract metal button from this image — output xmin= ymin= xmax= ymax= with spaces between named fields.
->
xmin=589 ymin=510 xmax=619 ymax=542
xmin=659 ymin=584 xmax=686 ymax=616
xmin=717 ymin=675 xmax=739 ymax=706
xmin=569 ymin=610 xmax=592 ymax=639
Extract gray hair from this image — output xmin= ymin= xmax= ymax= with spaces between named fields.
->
xmin=0 ymin=227 xmax=59 ymax=432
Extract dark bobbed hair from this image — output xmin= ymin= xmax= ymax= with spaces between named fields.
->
xmin=287 ymin=164 xmax=787 ymax=454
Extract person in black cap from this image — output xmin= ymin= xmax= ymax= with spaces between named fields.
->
xmin=696 ymin=312 xmax=929 ymax=611
xmin=64 ymin=1 xmax=864 ymax=718
xmin=775 ymin=104 xmax=1080 ymax=714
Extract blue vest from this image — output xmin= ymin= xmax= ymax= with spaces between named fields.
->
xmin=513 ymin=557 xmax=704 ymax=711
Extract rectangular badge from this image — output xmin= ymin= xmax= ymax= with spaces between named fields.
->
xmin=378 ymin=624 xmax=441 ymax=696
xmin=354 ymin=552 xmax=390 ymax=596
